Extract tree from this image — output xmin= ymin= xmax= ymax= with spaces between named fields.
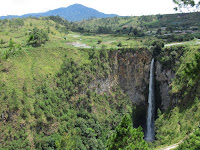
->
xmin=8 ymin=38 xmax=15 ymax=48
xmin=173 ymin=0 xmax=200 ymax=11
xmin=9 ymin=18 xmax=24 ymax=28
xmin=156 ymin=28 xmax=162 ymax=35
xmin=166 ymin=26 xmax=173 ymax=33
xmin=27 ymin=27 xmax=49 ymax=47
xmin=0 ymin=39 xmax=5 ymax=44
xmin=133 ymin=28 xmax=139 ymax=36
xmin=151 ymin=40 xmax=164 ymax=57
xmin=10 ymin=89 xmax=19 ymax=111
xmin=177 ymin=128 xmax=200 ymax=149
xmin=118 ymin=42 xmax=122 ymax=47
xmin=184 ymin=53 xmax=200 ymax=80
xmin=107 ymin=114 xmax=148 ymax=150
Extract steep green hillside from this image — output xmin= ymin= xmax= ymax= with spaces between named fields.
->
xmin=0 ymin=17 xmax=148 ymax=149
xmin=151 ymin=44 xmax=200 ymax=149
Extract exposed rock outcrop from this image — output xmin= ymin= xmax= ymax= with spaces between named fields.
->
xmin=155 ymin=61 xmax=175 ymax=110
xmin=88 ymin=49 xmax=152 ymax=129
xmin=89 ymin=49 xmax=176 ymax=127
xmin=89 ymin=50 xmax=151 ymax=105
xmin=111 ymin=51 xmax=151 ymax=105
xmin=89 ymin=49 xmax=176 ymax=110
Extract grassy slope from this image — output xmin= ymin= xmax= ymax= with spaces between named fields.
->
xmin=0 ymin=18 xmax=69 ymax=96
xmin=0 ymin=18 xmax=79 ymax=148
xmin=0 ymin=17 xmax=143 ymax=97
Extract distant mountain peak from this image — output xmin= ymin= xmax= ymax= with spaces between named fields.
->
xmin=69 ymin=4 xmax=86 ymax=7
xmin=0 ymin=4 xmax=119 ymax=22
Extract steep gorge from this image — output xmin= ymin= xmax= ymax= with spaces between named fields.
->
xmin=0 ymin=45 xmax=181 ymax=149
xmin=89 ymin=48 xmax=175 ymax=132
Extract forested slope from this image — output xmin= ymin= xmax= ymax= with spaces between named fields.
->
xmin=0 ymin=17 xmax=148 ymax=149
xmin=151 ymin=44 xmax=200 ymax=149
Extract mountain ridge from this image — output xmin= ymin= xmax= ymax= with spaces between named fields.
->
xmin=0 ymin=4 xmax=118 ymax=21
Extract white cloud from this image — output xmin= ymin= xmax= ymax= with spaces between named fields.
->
xmin=0 ymin=0 xmax=177 ymax=16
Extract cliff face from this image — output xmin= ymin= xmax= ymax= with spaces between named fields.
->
xmin=89 ymin=49 xmax=152 ymax=128
xmin=155 ymin=61 xmax=175 ymax=110
xmin=111 ymin=51 xmax=151 ymax=105
xmin=89 ymin=49 xmax=175 ymax=120
xmin=89 ymin=50 xmax=151 ymax=104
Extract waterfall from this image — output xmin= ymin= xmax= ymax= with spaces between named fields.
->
xmin=145 ymin=58 xmax=155 ymax=142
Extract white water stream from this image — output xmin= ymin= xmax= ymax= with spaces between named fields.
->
xmin=145 ymin=58 xmax=155 ymax=142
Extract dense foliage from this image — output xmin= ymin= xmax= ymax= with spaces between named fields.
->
xmin=107 ymin=114 xmax=148 ymax=150
xmin=177 ymin=128 xmax=200 ymax=149
xmin=152 ymin=45 xmax=200 ymax=149
xmin=0 ymin=40 xmax=133 ymax=149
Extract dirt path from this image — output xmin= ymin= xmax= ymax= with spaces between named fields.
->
xmin=159 ymin=130 xmax=195 ymax=150
xmin=159 ymin=142 xmax=181 ymax=150
xmin=65 ymin=42 xmax=91 ymax=48
xmin=165 ymin=43 xmax=184 ymax=47
xmin=165 ymin=40 xmax=200 ymax=47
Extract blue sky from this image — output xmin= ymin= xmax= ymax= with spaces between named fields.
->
xmin=0 ymin=0 xmax=179 ymax=16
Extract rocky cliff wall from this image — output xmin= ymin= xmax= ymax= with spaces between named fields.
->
xmin=155 ymin=61 xmax=175 ymax=110
xmin=111 ymin=50 xmax=151 ymax=105
xmin=89 ymin=50 xmax=151 ymax=105
xmin=89 ymin=49 xmax=175 ymax=122
xmin=88 ymin=49 xmax=151 ymax=128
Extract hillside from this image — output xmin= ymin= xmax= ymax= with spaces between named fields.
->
xmin=0 ymin=17 xmax=149 ymax=149
xmin=0 ymin=14 xmax=200 ymax=149
xmin=74 ymin=12 xmax=200 ymax=30
xmin=151 ymin=43 xmax=200 ymax=149
xmin=0 ymin=4 xmax=118 ymax=22
xmin=73 ymin=12 xmax=200 ymax=43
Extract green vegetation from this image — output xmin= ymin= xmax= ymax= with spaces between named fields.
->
xmin=177 ymin=128 xmax=200 ymax=149
xmin=173 ymin=0 xmax=200 ymax=11
xmin=27 ymin=27 xmax=49 ymax=47
xmin=0 ymin=11 xmax=200 ymax=149
xmin=150 ymin=44 xmax=200 ymax=149
xmin=107 ymin=114 xmax=148 ymax=150
xmin=0 ymin=17 xmax=145 ymax=149
xmin=72 ymin=12 xmax=200 ymax=43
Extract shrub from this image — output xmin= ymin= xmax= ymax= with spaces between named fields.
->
xmin=178 ymin=128 xmax=200 ymax=150
xmin=0 ymin=39 xmax=5 ymax=44
xmin=151 ymin=39 xmax=164 ymax=57
xmin=118 ymin=42 xmax=122 ymax=47
xmin=27 ymin=27 xmax=49 ymax=47
xmin=97 ymin=40 xmax=102 ymax=44
xmin=107 ymin=114 xmax=149 ymax=150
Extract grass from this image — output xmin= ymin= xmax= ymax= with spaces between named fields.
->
xmin=0 ymin=46 xmax=66 ymax=96
xmin=62 ymin=32 xmax=143 ymax=49
xmin=165 ymin=39 xmax=200 ymax=47
xmin=0 ymin=17 xmax=145 ymax=112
